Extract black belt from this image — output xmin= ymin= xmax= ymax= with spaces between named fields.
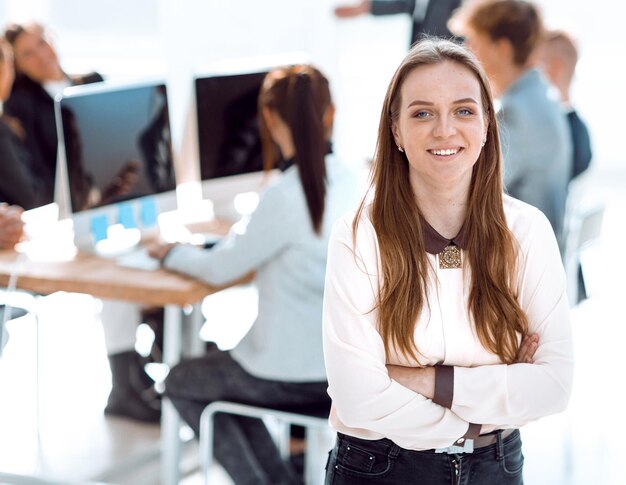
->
xmin=436 ymin=428 xmax=516 ymax=454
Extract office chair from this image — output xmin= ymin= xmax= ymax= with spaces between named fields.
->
xmin=199 ymin=401 xmax=334 ymax=485
xmin=562 ymin=192 xmax=605 ymax=305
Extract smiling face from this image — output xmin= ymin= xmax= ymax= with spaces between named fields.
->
xmin=392 ymin=60 xmax=488 ymax=197
xmin=11 ymin=26 xmax=64 ymax=83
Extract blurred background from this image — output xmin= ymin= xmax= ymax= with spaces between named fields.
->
xmin=0 ymin=1 xmax=624 ymax=484
xmin=2 ymin=0 xmax=621 ymax=175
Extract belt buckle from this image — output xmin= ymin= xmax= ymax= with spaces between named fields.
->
xmin=435 ymin=438 xmax=474 ymax=454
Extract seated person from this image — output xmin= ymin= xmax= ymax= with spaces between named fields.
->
xmin=148 ymin=65 xmax=360 ymax=484
xmin=0 ymin=38 xmax=43 ymax=210
xmin=3 ymin=22 xmax=103 ymax=207
xmin=3 ymin=21 xmax=158 ymax=423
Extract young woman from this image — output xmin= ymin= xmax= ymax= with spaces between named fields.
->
xmin=3 ymin=22 xmax=103 ymax=208
xmin=0 ymin=39 xmax=42 ymax=209
xmin=323 ymin=38 xmax=573 ymax=484
xmin=149 ymin=64 xmax=360 ymax=484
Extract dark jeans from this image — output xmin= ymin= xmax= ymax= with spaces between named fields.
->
xmin=165 ymin=347 xmax=331 ymax=485
xmin=325 ymin=430 xmax=524 ymax=485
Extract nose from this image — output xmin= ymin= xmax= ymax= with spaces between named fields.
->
xmin=433 ymin=114 xmax=456 ymax=138
xmin=34 ymin=43 xmax=49 ymax=63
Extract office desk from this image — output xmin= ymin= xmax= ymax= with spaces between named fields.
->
xmin=0 ymin=248 xmax=239 ymax=484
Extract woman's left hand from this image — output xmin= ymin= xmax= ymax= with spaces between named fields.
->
xmin=386 ymin=364 xmax=435 ymax=399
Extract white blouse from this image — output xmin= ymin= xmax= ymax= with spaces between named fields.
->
xmin=322 ymin=195 xmax=574 ymax=450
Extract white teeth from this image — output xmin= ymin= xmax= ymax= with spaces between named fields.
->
xmin=431 ymin=148 xmax=459 ymax=156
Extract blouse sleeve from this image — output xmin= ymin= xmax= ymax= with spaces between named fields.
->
xmin=164 ymin=183 xmax=296 ymax=286
xmin=449 ymin=208 xmax=574 ymax=427
xmin=323 ymin=216 xmax=472 ymax=449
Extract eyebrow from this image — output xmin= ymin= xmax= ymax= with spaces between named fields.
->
xmin=407 ymin=97 xmax=479 ymax=107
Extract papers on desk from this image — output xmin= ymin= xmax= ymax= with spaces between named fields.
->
xmin=116 ymin=247 xmax=161 ymax=271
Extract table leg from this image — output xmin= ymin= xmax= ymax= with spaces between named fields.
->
xmin=161 ymin=304 xmax=183 ymax=485
xmin=184 ymin=302 xmax=205 ymax=358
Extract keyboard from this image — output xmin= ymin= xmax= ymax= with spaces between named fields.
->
xmin=116 ymin=247 xmax=161 ymax=271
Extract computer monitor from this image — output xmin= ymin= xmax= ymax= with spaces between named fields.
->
xmin=193 ymin=54 xmax=309 ymax=219
xmin=55 ymin=80 xmax=178 ymax=251
xmin=195 ymin=70 xmax=267 ymax=183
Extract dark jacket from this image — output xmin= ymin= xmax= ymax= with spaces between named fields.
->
xmin=4 ymin=72 xmax=103 ymax=205
xmin=0 ymin=118 xmax=43 ymax=209
xmin=370 ymin=0 xmax=461 ymax=44
xmin=567 ymin=109 xmax=592 ymax=180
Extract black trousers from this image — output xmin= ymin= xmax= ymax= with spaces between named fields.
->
xmin=165 ymin=347 xmax=330 ymax=485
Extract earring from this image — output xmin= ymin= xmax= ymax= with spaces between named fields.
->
xmin=397 ymin=144 xmax=404 ymax=153
xmin=481 ymin=138 xmax=487 ymax=147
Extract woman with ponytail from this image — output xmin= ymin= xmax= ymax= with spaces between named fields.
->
xmin=323 ymin=38 xmax=573 ymax=484
xmin=149 ymin=65 xmax=359 ymax=484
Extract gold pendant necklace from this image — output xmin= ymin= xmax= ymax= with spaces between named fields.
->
xmin=439 ymin=245 xmax=462 ymax=269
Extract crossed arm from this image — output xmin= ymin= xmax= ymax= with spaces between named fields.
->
xmin=323 ymin=211 xmax=573 ymax=448
xmin=386 ymin=333 xmax=539 ymax=400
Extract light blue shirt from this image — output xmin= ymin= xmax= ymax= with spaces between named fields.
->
xmin=498 ymin=68 xmax=572 ymax=246
xmin=165 ymin=155 xmax=361 ymax=381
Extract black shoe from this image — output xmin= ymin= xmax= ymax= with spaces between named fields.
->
xmin=105 ymin=387 xmax=161 ymax=423
xmin=106 ymin=350 xmax=161 ymax=423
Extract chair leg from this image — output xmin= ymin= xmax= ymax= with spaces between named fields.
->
xmin=276 ymin=420 xmax=291 ymax=460
xmin=199 ymin=402 xmax=331 ymax=485
xmin=199 ymin=405 xmax=216 ymax=485
xmin=305 ymin=426 xmax=335 ymax=485
xmin=34 ymin=302 xmax=41 ymax=449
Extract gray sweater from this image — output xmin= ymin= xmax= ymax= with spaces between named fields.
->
xmin=165 ymin=155 xmax=361 ymax=381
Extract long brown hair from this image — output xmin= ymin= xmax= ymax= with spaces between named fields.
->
xmin=355 ymin=38 xmax=528 ymax=364
xmin=258 ymin=64 xmax=330 ymax=234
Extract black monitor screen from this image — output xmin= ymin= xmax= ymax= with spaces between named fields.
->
xmin=58 ymin=82 xmax=177 ymax=213
xmin=195 ymin=71 xmax=268 ymax=180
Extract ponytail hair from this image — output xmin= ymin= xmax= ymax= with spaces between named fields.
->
xmin=258 ymin=65 xmax=331 ymax=234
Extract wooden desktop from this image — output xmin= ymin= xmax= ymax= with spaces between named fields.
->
xmin=0 ymin=227 xmax=246 ymax=484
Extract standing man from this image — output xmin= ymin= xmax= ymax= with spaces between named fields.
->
xmin=449 ymin=0 xmax=572 ymax=247
xmin=335 ymin=0 xmax=462 ymax=45
xmin=537 ymin=29 xmax=592 ymax=181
